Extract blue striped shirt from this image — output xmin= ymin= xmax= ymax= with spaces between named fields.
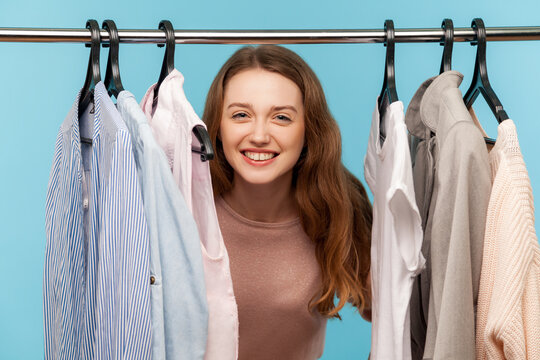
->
xmin=44 ymin=82 xmax=151 ymax=359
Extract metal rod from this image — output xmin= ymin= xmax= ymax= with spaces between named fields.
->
xmin=1 ymin=26 xmax=540 ymax=44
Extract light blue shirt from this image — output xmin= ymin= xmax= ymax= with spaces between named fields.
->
xmin=116 ymin=90 xmax=208 ymax=360
xmin=44 ymin=83 xmax=151 ymax=359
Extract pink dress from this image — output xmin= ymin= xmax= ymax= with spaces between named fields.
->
xmin=141 ymin=69 xmax=239 ymax=360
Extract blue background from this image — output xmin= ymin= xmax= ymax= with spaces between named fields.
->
xmin=1 ymin=0 xmax=539 ymax=358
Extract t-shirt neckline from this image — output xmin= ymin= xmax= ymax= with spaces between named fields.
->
xmin=216 ymin=196 xmax=301 ymax=229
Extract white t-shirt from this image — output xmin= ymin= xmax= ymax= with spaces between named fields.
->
xmin=364 ymin=99 xmax=425 ymax=360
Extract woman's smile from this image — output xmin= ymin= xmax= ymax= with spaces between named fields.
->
xmin=241 ymin=149 xmax=279 ymax=166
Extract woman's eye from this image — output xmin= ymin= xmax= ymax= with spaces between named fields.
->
xmin=275 ymin=115 xmax=291 ymax=122
xmin=232 ymin=112 xmax=248 ymax=119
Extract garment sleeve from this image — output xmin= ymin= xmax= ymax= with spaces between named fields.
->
xmin=428 ymin=121 xmax=491 ymax=360
xmin=388 ymin=186 xmax=425 ymax=274
xmin=387 ymin=122 xmax=425 ymax=275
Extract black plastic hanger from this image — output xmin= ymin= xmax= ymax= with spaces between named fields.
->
xmin=153 ymin=20 xmax=175 ymax=105
xmin=463 ymin=18 xmax=509 ymax=124
xmin=378 ymin=19 xmax=398 ymax=125
xmin=440 ymin=19 xmax=454 ymax=74
xmin=102 ymin=20 xmax=124 ymax=99
xmin=192 ymin=125 xmax=215 ymax=161
xmin=78 ymin=19 xmax=101 ymax=144
xmin=151 ymin=20 xmax=214 ymax=161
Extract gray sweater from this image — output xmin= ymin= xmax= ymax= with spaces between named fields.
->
xmin=405 ymin=71 xmax=491 ymax=360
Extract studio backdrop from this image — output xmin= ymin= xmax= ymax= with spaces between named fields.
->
xmin=1 ymin=0 xmax=539 ymax=359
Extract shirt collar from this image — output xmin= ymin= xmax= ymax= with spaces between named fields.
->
xmin=405 ymin=71 xmax=464 ymax=139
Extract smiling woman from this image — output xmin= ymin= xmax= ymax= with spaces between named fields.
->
xmin=202 ymin=45 xmax=373 ymax=360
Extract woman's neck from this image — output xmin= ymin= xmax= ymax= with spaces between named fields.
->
xmin=222 ymin=176 xmax=298 ymax=223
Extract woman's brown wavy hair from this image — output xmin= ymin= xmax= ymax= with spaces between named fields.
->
xmin=202 ymin=45 xmax=372 ymax=318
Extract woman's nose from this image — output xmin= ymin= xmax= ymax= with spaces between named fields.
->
xmin=249 ymin=120 xmax=271 ymax=145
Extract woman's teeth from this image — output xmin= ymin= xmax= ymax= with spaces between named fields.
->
xmin=243 ymin=151 xmax=276 ymax=161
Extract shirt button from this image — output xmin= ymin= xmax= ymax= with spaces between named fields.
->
xmin=83 ymin=198 xmax=89 ymax=209
xmin=150 ymin=276 xmax=155 ymax=285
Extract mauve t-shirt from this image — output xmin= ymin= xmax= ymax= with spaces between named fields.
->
xmin=215 ymin=196 xmax=327 ymax=360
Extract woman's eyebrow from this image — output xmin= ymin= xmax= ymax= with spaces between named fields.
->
xmin=227 ymin=102 xmax=254 ymax=110
xmin=271 ymin=105 xmax=297 ymax=113
xmin=226 ymin=103 xmax=298 ymax=114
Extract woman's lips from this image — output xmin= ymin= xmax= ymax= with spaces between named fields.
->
xmin=241 ymin=150 xmax=279 ymax=166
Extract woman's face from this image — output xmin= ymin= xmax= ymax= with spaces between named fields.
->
xmin=220 ymin=68 xmax=305 ymax=187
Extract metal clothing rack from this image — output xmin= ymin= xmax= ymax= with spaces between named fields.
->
xmin=1 ymin=26 xmax=540 ymax=44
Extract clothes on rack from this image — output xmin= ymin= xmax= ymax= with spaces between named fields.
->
xmin=116 ymin=90 xmax=209 ymax=360
xmin=471 ymin=117 xmax=540 ymax=360
xmin=364 ymin=99 xmax=425 ymax=360
xmin=41 ymin=39 xmax=540 ymax=360
xmin=365 ymin=66 xmax=540 ymax=360
xmin=45 ymin=74 xmax=237 ymax=359
xmin=140 ymin=69 xmax=239 ymax=360
xmin=44 ymin=82 xmax=151 ymax=359
xmin=405 ymin=71 xmax=492 ymax=360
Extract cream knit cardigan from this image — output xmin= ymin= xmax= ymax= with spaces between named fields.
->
xmin=475 ymin=119 xmax=540 ymax=360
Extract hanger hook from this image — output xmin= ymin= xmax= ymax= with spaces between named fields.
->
xmin=102 ymin=19 xmax=124 ymax=97
xmin=85 ymin=19 xmax=101 ymax=87
xmin=463 ymin=18 xmax=509 ymax=123
xmin=378 ymin=19 xmax=398 ymax=124
xmin=470 ymin=18 xmax=488 ymax=76
xmin=102 ymin=19 xmax=119 ymax=51
xmin=440 ymin=18 xmax=454 ymax=74
xmin=382 ymin=19 xmax=397 ymax=101
xmin=153 ymin=20 xmax=175 ymax=102
xmin=384 ymin=19 xmax=395 ymax=49
xmin=384 ymin=20 xmax=395 ymax=78
xmin=470 ymin=18 xmax=486 ymax=47
xmin=158 ymin=20 xmax=175 ymax=74
xmin=78 ymin=19 xmax=101 ymax=133
xmin=470 ymin=18 xmax=488 ymax=99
